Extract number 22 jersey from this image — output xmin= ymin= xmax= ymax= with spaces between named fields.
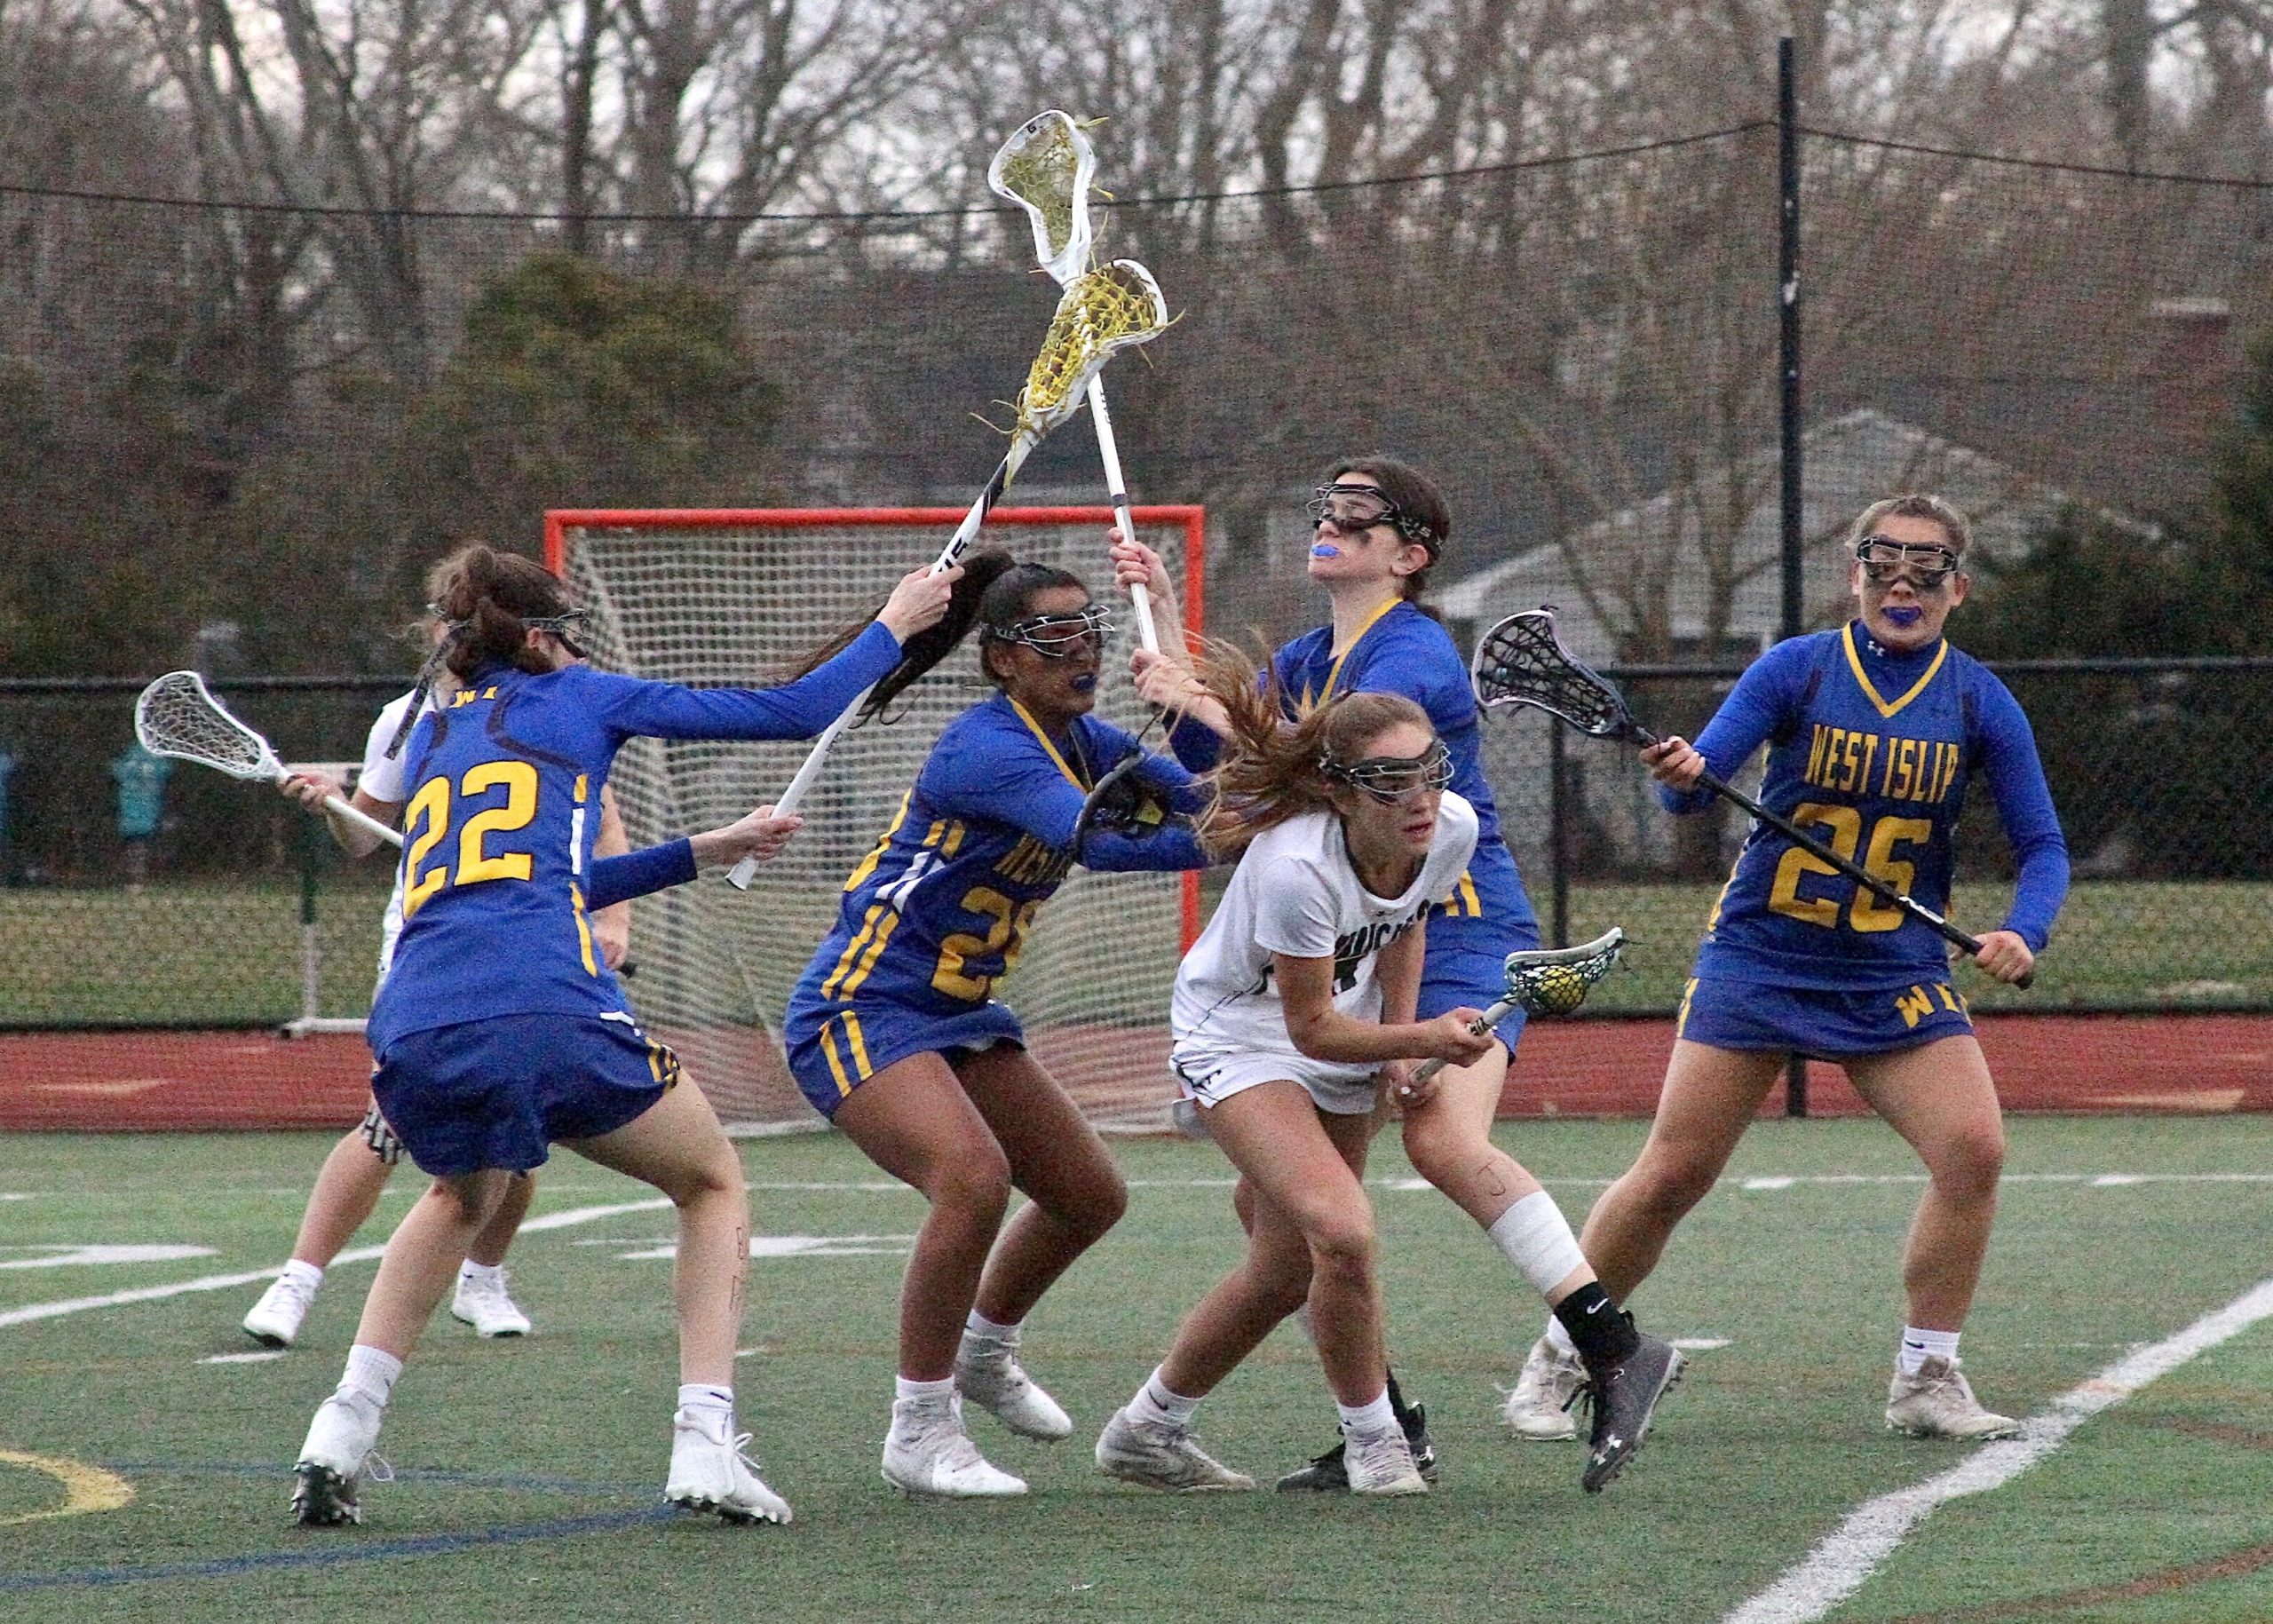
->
xmin=368 ymin=625 xmax=901 ymax=1052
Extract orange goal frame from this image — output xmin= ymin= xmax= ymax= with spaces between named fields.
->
xmin=544 ymin=503 xmax=1208 ymax=947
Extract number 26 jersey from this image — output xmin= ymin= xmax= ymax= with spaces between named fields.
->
xmin=1670 ymin=624 xmax=2068 ymax=992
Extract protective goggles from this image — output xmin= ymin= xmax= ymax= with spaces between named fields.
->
xmin=1322 ymin=738 xmax=1454 ymax=804
xmin=986 ymin=603 xmax=1116 ymax=658
xmin=425 ymin=604 xmax=594 ymax=657
xmin=1304 ymin=483 xmax=1440 ymax=555
xmin=524 ymin=609 xmax=594 ymax=656
xmin=1855 ymin=535 xmax=1960 ymax=590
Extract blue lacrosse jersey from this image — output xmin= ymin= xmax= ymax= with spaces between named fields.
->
xmin=787 ymin=693 xmax=1208 ymax=1034
xmin=1170 ymin=599 xmax=1538 ymax=939
xmin=1670 ymin=623 xmax=2068 ymax=992
xmin=368 ymin=623 xmax=901 ymax=1051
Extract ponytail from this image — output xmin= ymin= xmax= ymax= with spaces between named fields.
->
xmin=1189 ymin=639 xmax=1431 ymax=858
xmin=777 ymin=549 xmax=1021 ymax=720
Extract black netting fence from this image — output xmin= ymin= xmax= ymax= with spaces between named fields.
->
xmin=4 ymin=125 xmax=2273 ymax=1039
xmin=5 ymin=654 xmax=2269 ymax=1029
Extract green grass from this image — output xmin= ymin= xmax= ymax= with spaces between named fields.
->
xmin=4 ymin=877 xmax=2271 ymax=1026
xmin=2 ymin=1119 xmax=2269 ymax=1622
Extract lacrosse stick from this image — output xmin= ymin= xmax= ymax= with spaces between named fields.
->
xmin=1470 ymin=609 xmax=2031 ymax=987
xmin=725 ymin=257 xmax=1171 ymax=889
xmin=989 ymin=109 xmax=1160 ymax=654
xmin=135 ymin=671 xmax=404 ymax=849
xmin=1412 ymin=928 xmax=1627 ymax=1084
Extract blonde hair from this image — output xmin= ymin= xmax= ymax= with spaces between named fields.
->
xmin=1190 ymin=638 xmax=1434 ymax=858
xmin=1847 ymin=493 xmax=1971 ymax=558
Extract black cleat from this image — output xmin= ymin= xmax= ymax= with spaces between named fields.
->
xmin=1579 ymin=1328 xmax=1685 ymax=1493
xmin=1274 ymin=1403 xmax=1440 ymax=1492
xmin=290 ymin=1462 xmax=363 ymax=1526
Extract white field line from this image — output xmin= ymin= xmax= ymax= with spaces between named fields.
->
xmin=1723 ymin=1274 xmax=2273 ymax=1624
xmin=3 ymin=1177 xmax=2265 ymax=1332
xmin=0 ymin=1198 xmax=670 ymax=1330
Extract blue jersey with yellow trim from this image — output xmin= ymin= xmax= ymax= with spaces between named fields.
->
xmin=368 ymin=622 xmax=902 ymax=1050
xmin=788 ymin=692 xmax=1208 ymax=1028
xmin=1169 ymin=599 xmax=1535 ymax=932
xmin=1671 ymin=623 xmax=2068 ymax=991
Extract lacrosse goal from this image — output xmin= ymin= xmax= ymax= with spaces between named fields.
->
xmin=545 ymin=505 xmax=1206 ymax=1134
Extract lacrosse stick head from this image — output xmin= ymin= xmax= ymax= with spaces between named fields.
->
xmin=988 ymin=109 xmax=1096 ymax=287
xmin=1015 ymin=258 xmax=1168 ymax=439
xmin=134 ymin=670 xmax=283 ymax=780
xmin=1470 ymin=607 xmax=1649 ymax=742
xmin=1502 ymin=927 xmax=1627 ymax=1017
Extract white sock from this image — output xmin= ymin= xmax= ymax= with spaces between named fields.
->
xmin=281 ymin=1259 xmax=323 ymax=1290
xmin=1129 ymin=1367 xmax=1201 ymax=1431
xmin=893 ymin=1374 xmax=956 ymax=1420
xmin=1898 ymin=1326 xmax=1960 ymax=1375
xmin=677 ymin=1382 xmax=733 ymax=1426
xmin=1486 ymin=1191 xmax=1588 ymax=1298
xmin=962 ymin=1309 xmax=1018 ymax=1351
xmin=1543 ymin=1316 xmax=1577 ymax=1357
xmin=340 ymin=1344 xmax=403 ymax=1408
xmin=1335 ymin=1388 xmax=1398 ymax=1442
xmin=458 ymin=1260 xmax=502 ymax=1284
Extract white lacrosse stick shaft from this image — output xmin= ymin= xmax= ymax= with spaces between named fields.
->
xmin=991 ymin=109 xmax=1160 ymax=654
xmin=725 ymin=258 xmax=1168 ymax=891
xmin=1082 ymin=379 xmax=1158 ymax=654
xmin=1412 ymin=994 xmax=1519 ymax=1085
xmin=723 ymin=431 xmax=1035 ymax=890
xmin=298 ymin=781 xmax=407 ymax=849
xmin=134 ymin=671 xmax=404 ymax=849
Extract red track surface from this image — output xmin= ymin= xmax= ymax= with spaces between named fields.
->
xmin=2 ymin=1014 xmax=2266 ymax=1132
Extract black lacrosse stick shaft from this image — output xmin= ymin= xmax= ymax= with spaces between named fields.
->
xmin=1478 ymin=609 xmax=2028 ymax=988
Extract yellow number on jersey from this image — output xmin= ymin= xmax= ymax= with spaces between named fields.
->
xmin=1766 ymin=803 xmax=1933 ymax=933
xmin=456 ymin=761 xmax=539 ymax=885
xmin=399 ymin=760 xmax=543 ymax=918
xmin=932 ymin=886 xmax=1041 ymax=1002
xmin=401 ymin=776 xmax=453 ymax=919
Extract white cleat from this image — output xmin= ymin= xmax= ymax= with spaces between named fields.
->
xmin=291 ymin=1391 xmax=386 ymax=1526
xmin=882 ymin=1400 xmax=1028 ymax=1498
xmin=1502 ymin=1335 xmax=1583 ymax=1441
xmin=954 ymin=1333 xmax=1073 ymax=1441
xmin=450 ymin=1270 xmax=532 ymax=1338
xmin=1342 ymin=1426 xmax=1430 ymax=1496
xmin=1094 ymin=1407 xmax=1255 ymax=1493
xmin=243 ymin=1271 xmax=319 ymax=1349
xmin=666 ymin=1408 xmax=793 ymax=1525
xmin=1885 ymin=1356 xmax=2021 ymax=1440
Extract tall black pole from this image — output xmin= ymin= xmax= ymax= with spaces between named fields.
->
xmin=1778 ymin=36 xmax=1810 ymax=1120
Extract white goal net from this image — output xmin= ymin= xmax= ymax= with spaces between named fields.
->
xmin=548 ymin=506 xmax=1205 ymax=1134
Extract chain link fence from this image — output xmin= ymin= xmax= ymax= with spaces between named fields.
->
xmin=3 ymin=125 xmax=2270 ymax=1103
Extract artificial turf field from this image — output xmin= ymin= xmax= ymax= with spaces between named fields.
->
xmin=3 ymin=1117 xmax=2269 ymax=1624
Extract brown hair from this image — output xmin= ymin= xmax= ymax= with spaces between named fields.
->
xmin=1191 ymin=638 xmax=1434 ymax=858
xmin=1327 ymin=453 xmax=1451 ymax=606
xmin=1846 ymin=493 xmax=1972 ymax=558
xmin=424 ymin=543 xmax=577 ymax=681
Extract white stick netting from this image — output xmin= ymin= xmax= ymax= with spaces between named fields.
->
xmin=135 ymin=672 xmax=280 ymax=779
xmin=558 ymin=510 xmax=1201 ymax=1135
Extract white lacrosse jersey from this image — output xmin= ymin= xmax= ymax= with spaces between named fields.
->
xmin=1172 ymin=793 xmax=1477 ymax=1084
xmin=358 ymin=689 xmax=430 ymax=981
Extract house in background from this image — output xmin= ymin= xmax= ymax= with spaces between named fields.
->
xmin=1433 ymin=408 xmax=2157 ymax=886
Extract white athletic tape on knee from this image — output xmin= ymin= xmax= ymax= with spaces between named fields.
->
xmin=1486 ymin=1191 xmax=1587 ymax=1298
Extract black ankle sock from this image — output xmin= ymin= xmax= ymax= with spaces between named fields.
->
xmin=1554 ymin=1283 xmax=1641 ymax=1365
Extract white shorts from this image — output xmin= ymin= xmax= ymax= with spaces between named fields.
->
xmin=1171 ymin=1048 xmax=1379 ymax=1117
